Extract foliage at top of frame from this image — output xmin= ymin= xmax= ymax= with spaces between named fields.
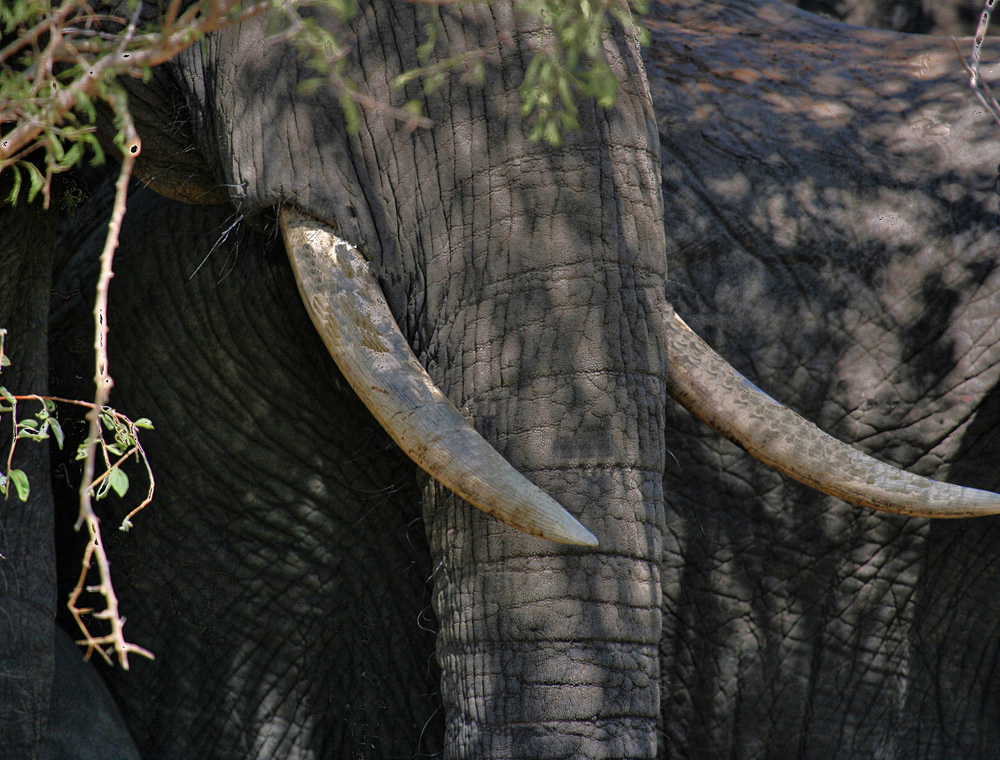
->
xmin=1 ymin=0 xmax=260 ymax=207
xmin=1 ymin=0 xmax=648 ymax=206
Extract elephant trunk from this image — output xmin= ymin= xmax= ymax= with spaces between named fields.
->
xmin=419 ymin=254 xmax=669 ymax=758
xmin=424 ymin=483 xmax=665 ymax=759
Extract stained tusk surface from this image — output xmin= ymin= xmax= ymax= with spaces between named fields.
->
xmin=665 ymin=311 xmax=1000 ymax=517
xmin=279 ymin=207 xmax=598 ymax=546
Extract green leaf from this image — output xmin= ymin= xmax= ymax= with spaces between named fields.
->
xmin=87 ymin=134 xmax=106 ymax=166
xmin=134 ymin=418 xmax=154 ymax=430
xmin=391 ymin=69 xmax=421 ymax=90
xmin=94 ymin=476 xmax=110 ymax=500
xmin=543 ymin=118 xmax=561 ymax=146
xmin=5 ymin=165 xmax=23 ymax=205
xmin=466 ymin=62 xmax=485 ymax=88
xmin=73 ymin=88 xmax=97 ymax=124
xmin=297 ymin=77 xmax=324 ymax=96
xmin=62 ymin=141 xmax=85 ymax=169
xmin=9 ymin=469 xmax=29 ymax=501
xmin=109 ymin=467 xmax=129 ymax=498
xmin=49 ymin=133 xmax=65 ymax=163
xmin=24 ymin=162 xmax=44 ymax=203
xmin=401 ymin=100 xmax=424 ymax=120
xmin=417 ymin=20 xmax=439 ymax=61
xmin=0 ymin=386 xmax=15 ymax=405
xmin=47 ymin=417 xmax=64 ymax=449
xmin=340 ymin=96 xmax=361 ymax=134
xmin=265 ymin=10 xmax=292 ymax=35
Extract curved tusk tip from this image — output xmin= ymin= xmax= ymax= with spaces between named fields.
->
xmin=549 ymin=514 xmax=600 ymax=547
xmin=574 ymin=527 xmax=601 ymax=547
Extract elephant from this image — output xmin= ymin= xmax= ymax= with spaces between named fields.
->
xmin=4 ymin=0 xmax=1000 ymax=757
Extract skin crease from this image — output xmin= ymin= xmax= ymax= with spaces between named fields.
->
xmin=5 ymin=0 xmax=1000 ymax=757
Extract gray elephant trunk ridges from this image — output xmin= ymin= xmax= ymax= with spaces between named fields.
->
xmin=666 ymin=312 xmax=1000 ymax=516
xmin=278 ymin=207 xmax=598 ymax=546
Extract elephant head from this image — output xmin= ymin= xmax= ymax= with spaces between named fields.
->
xmin=5 ymin=0 xmax=1000 ymax=757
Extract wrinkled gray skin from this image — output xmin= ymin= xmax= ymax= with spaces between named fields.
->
xmin=5 ymin=0 xmax=1000 ymax=757
xmin=653 ymin=0 xmax=1000 ymax=756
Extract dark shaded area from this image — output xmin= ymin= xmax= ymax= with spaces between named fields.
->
xmin=790 ymin=0 xmax=990 ymax=36
xmin=0 ymin=173 xmax=59 ymax=760
xmin=48 ymin=181 xmax=444 ymax=759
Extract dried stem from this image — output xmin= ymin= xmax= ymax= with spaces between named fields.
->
xmin=67 ymin=121 xmax=151 ymax=667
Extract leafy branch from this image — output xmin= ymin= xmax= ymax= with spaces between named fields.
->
xmin=391 ymin=0 xmax=649 ymax=144
xmin=0 ymin=329 xmax=156 ymax=668
xmin=3 ymin=0 xmax=650 ymax=194
xmin=514 ymin=0 xmax=648 ymax=143
xmin=1 ymin=0 xmax=273 ymax=206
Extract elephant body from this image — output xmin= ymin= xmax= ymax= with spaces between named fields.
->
xmin=4 ymin=0 xmax=1000 ymax=757
xmin=652 ymin=1 xmax=1000 ymax=755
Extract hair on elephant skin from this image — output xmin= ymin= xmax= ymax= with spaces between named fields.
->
xmin=5 ymin=0 xmax=1000 ymax=757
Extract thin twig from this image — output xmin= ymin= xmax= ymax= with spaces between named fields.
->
xmin=68 ymin=115 xmax=149 ymax=668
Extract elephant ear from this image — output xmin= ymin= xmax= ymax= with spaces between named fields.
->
xmin=279 ymin=207 xmax=599 ymax=547
xmin=666 ymin=312 xmax=1000 ymax=517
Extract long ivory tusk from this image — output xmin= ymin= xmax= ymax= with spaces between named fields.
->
xmin=279 ymin=207 xmax=599 ymax=546
xmin=666 ymin=311 xmax=1000 ymax=517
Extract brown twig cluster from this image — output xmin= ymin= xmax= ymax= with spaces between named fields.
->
xmin=1 ymin=384 xmax=156 ymax=667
